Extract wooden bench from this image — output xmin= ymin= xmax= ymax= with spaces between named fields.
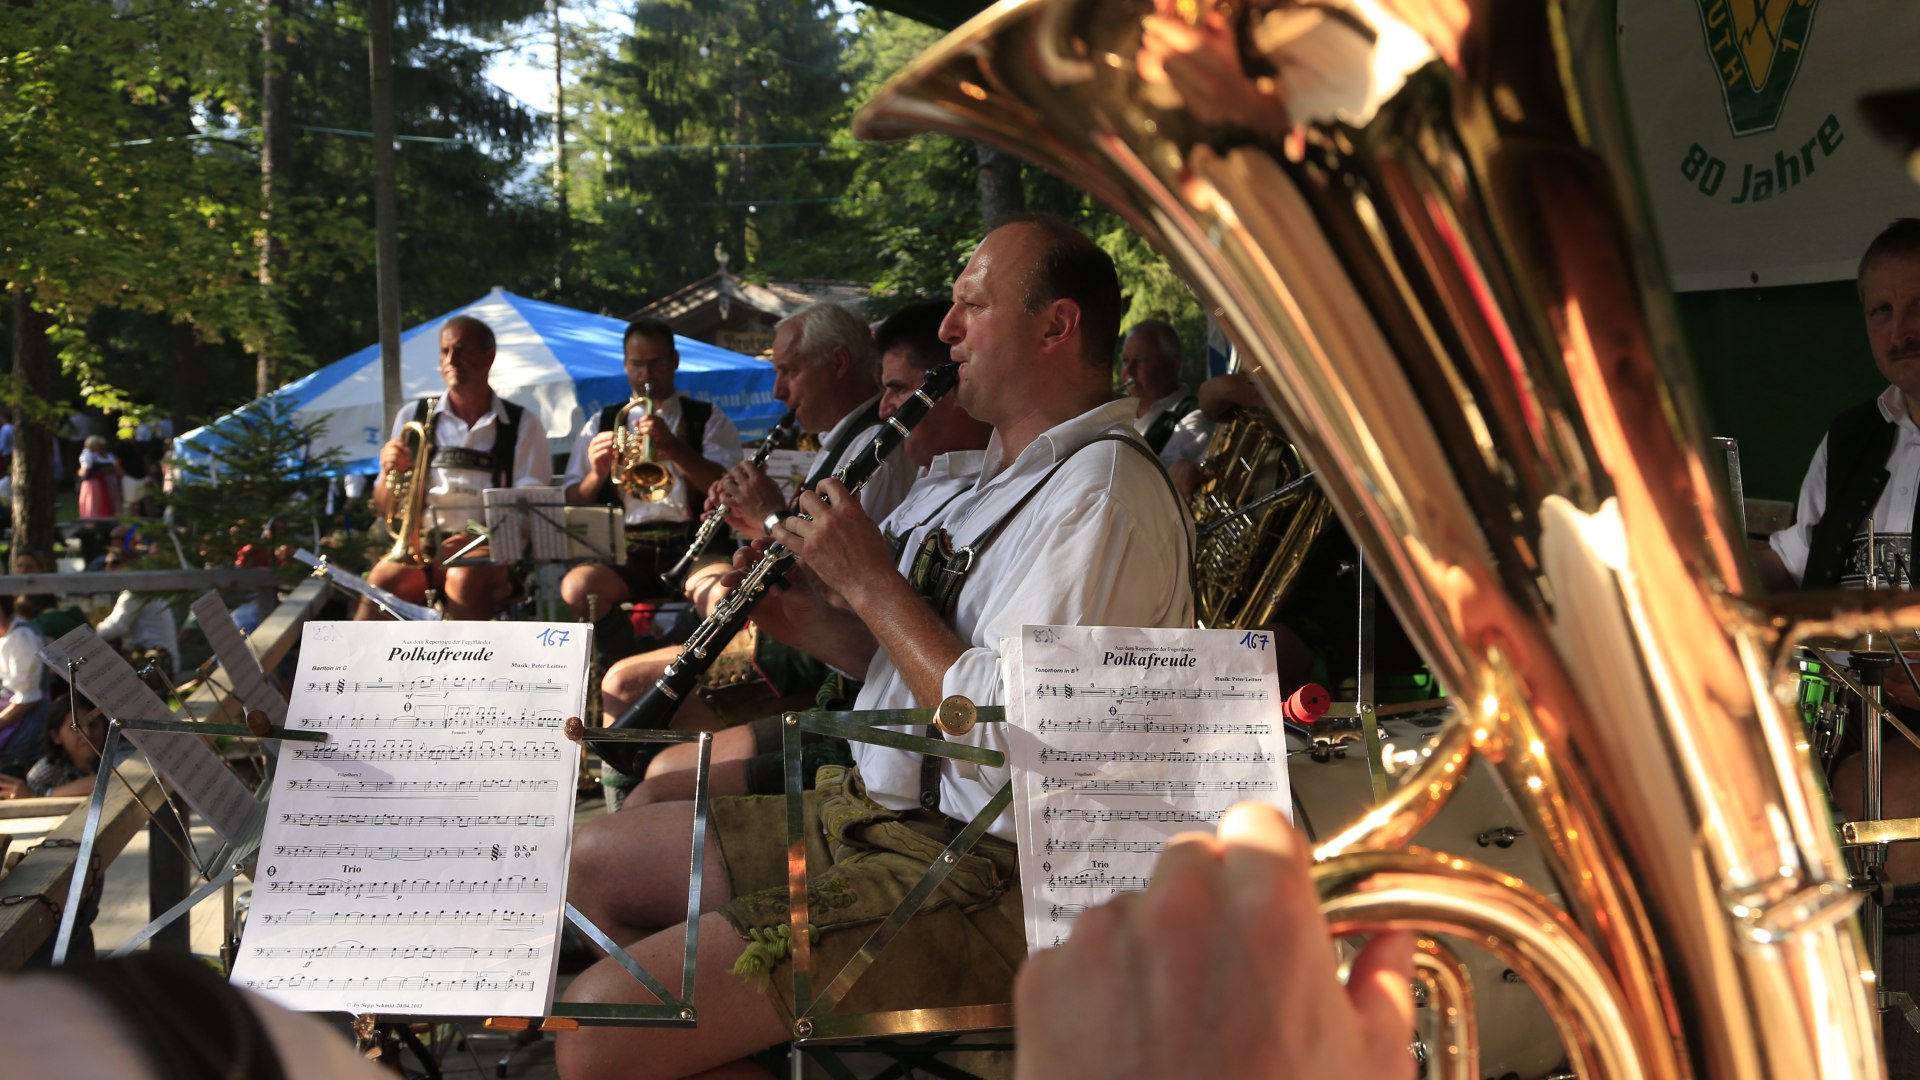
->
xmin=0 ymin=575 xmax=329 ymax=970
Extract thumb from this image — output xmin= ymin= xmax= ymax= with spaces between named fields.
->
xmin=1346 ymin=929 xmax=1417 ymax=1068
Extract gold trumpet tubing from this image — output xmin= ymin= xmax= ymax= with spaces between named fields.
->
xmin=1317 ymin=849 xmax=1645 ymax=1080
xmin=857 ymin=0 xmax=1880 ymax=1074
xmin=1411 ymin=938 xmax=1477 ymax=1080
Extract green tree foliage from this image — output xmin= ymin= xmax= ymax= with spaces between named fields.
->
xmin=163 ymin=392 xmax=347 ymax=571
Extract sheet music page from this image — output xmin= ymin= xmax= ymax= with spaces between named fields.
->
xmin=484 ymin=486 xmax=568 ymax=562
xmin=761 ymin=449 xmax=817 ymax=499
xmin=231 ymin=620 xmax=589 ymax=1017
xmin=293 ymin=549 xmax=440 ymax=622
xmin=1006 ymin=624 xmax=1290 ymax=951
xmin=192 ymin=591 xmax=288 ymax=727
xmin=40 ymin=626 xmax=264 ymax=844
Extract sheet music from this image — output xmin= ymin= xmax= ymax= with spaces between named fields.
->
xmin=231 ymin=620 xmax=589 ymax=1017
xmin=1006 ymin=624 xmax=1290 ymax=951
xmin=761 ymin=449 xmax=818 ymax=499
xmin=192 ymin=591 xmax=288 ymax=727
xmin=293 ymin=549 xmax=440 ymax=622
xmin=484 ymin=486 xmax=569 ymax=562
xmin=40 ymin=626 xmax=264 ymax=844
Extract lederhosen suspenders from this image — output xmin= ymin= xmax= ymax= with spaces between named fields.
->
xmin=912 ymin=433 xmax=1192 ymax=812
xmin=413 ymin=395 xmax=525 ymax=488
xmin=807 ymin=399 xmax=885 ymax=488
xmin=596 ymin=396 xmax=713 ymax=516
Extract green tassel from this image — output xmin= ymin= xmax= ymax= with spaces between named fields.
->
xmin=729 ymin=924 xmax=795 ymax=991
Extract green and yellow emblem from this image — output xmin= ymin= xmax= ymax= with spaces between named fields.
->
xmin=1692 ymin=0 xmax=1821 ymax=136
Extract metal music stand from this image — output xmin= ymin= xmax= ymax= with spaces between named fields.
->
xmin=52 ymin=666 xmax=329 ymax=966
xmin=294 ymin=550 xmax=440 ymax=621
xmin=778 ymin=699 xmax=1015 ymax=1077
xmin=344 ymin=726 xmax=717 ymax=1035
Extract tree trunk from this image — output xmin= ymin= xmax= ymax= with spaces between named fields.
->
xmin=551 ymin=2 xmax=569 ymax=289
xmin=10 ymin=290 xmax=57 ymax=563
xmin=368 ymin=0 xmax=403 ymax=424
xmin=975 ymin=141 xmax=1026 ymax=232
xmin=256 ymin=0 xmax=293 ymax=397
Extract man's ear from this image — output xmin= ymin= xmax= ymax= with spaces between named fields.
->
xmin=828 ymin=346 xmax=854 ymax=379
xmin=1038 ymin=298 xmax=1083 ymax=358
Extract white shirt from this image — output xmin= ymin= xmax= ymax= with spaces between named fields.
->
xmin=561 ymin=393 xmax=743 ymax=525
xmin=0 ymin=616 xmax=45 ymax=706
xmin=812 ymin=394 xmax=917 ymax=528
xmin=96 ymin=591 xmax=181 ymax=675
xmin=387 ymin=394 xmax=552 ymax=505
xmin=851 ymin=398 xmax=1196 ymax=839
xmin=1132 ymin=385 xmax=1212 ymax=465
xmin=1770 ymin=385 xmax=1920 ymax=587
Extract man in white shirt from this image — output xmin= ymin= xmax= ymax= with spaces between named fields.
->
xmin=559 ymin=319 xmax=742 ymax=645
xmin=1756 ymin=218 xmax=1920 ymax=887
xmin=362 ymin=315 xmax=550 ymax=620
xmin=558 ymin=217 xmax=1193 ymax=1080
xmin=93 ymin=551 xmax=182 ymax=677
xmin=1120 ymin=318 xmax=1210 ymax=465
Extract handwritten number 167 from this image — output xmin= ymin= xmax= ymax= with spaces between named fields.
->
xmin=1239 ymin=632 xmax=1269 ymax=651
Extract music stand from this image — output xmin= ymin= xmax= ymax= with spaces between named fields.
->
xmin=293 ymin=550 xmax=439 ymax=621
xmin=778 ymin=699 xmax=1015 ymax=1074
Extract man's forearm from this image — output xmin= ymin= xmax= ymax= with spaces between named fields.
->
xmin=844 ymin=572 xmax=969 ymax=707
xmin=0 ymin=698 xmax=33 ymax=733
xmin=759 ymin=599 xmax=880 ymax=680
xmin=566 ymin=467 xmax=608 ymax=505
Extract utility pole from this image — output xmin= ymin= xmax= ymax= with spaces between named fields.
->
xmin=551 ymin=0 xmax=569 ymax=291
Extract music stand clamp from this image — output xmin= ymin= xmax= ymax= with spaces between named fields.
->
xmin=781 ymin=697 xmax=1015 ymax=1053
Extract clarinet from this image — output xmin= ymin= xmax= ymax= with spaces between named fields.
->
xmin=615 ymin=364 xmax=958 ymax=734
xmin=659 ymin=410 xmax=799 ymax=590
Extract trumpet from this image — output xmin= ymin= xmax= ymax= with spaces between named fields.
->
xmin=600 ymin=366 xmax=957 ymax=772
xmin=660 ymin=410 xmax=799 ymax=591
xmin=858 ymin=1 xmax=1883 ymax=1076
xmin=381 ymin=418 xmax=432 ymax=566
xmin=611 ymin=383 xmax=672 ymax=502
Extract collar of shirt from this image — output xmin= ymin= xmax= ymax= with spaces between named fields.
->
xmin=952 ymin=398 xmax=1143 ymax=546
xmin=1133 ymin=384 xmax=1193 ymax=431
xmin=427 ymin=392 xmax=509 ymax=438
xmin=814 ymin=393 xmax=884 ymax=473
xmin=1877 ymin=385 xmax=1920 ymax=439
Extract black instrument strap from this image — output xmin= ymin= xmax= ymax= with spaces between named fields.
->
xmin=806 ymin=398 xmax=885 ymax=487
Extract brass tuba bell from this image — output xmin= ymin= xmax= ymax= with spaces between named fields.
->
xmin=860 ymin=1 xmax=1893 ymax=1076
xmin=612 ymin=383 xmax=673 ymax=503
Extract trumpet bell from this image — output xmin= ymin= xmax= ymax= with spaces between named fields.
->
xmin=858 ymin=1 xmax=1883 ymax=1075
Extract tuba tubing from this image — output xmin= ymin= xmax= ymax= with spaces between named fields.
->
xmin=858 ymin=1 xmax=1885 ymax=1075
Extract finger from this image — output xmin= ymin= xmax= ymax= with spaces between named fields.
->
xmin=1217 ymin=802 xmax=1328 ymax=952
xmin=1346 ymin=930 xmax=1418 ymax=1061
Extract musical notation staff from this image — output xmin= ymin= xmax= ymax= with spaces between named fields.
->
xmin=278 ymin=812 xmax=555 ymax=829
xmin=1048 ymin=903 xmax=1087 ymax=919
xmin=292 ymin=741 xmax=560 ymax=763
xmin=250 ymin=943 xmax=542 ymax=960
xmin=273 ymin=843 xmax=530 ymax=861
xmin=258 ymin=909 xmax=545 ymax=927
xmin=1043 ymin=837 xmax=1165 ymax=854
xmin=296 ymin=713 xmax=563 ymax=731
xmin=1034 ymin=683 xmax=1268 ymax=702
xmin=1040 ymin=807 xmax=1226 ymax=824
xmin=1035 ymin=718 xmax=1273 ymax=736
xmin=265 ymin=877 xmax=547 ymax=898
xmin=1037 ymin=748 xmax=1273 ymax=765
xmin=301 ymin=675 xmax=569 ymax=695
xmin=1047 ymin=870 xmax=1151 ymax=890
xmin=1040 ymin=777 xmax=1276 ymax=796
xmin=243 ymin=974 xmax=534 ymax=993
xmin=284 ymin=777 xmax=557 ymax=795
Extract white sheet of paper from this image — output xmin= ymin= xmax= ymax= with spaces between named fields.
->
xmin=484 ymin=486 xmax=569 ymax=563
xmin=230 ymin=620 xmax=590 ymax=1018
xmin=1006 ymin=624 xmax=1290 ymax=951
xmin=293 ymin=549 xmax=440 ymax=622
xmin=762 ymin=449 xmax=818 ymax=499
xmin=191 ymin=591 xmax=288 ymax=727
xmin=39 ymin=626 xmax=264 ymax=844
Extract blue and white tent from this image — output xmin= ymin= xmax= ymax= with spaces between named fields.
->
xmin=178 ymin=288 xmax=778 ymax=475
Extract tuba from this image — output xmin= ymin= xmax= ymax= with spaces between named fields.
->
xmin=382 ymin=418 xmax=433 ymax=565
xmin=859 ymin=1 xmax=1892 ymax=1076
xmin=612 ymin=384 xmax=673 ymax=502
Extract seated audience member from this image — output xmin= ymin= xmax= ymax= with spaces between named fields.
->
xmin=557 ymin=216 xmax=1192 ymax=1079
xmin=0 ymin=693 xmax=119 ymax=799
xmin=560 ymin=318 xmax=743 ymax=659
xmin=11 ymin=549 xmax=87 ymax=641
xmin=95 ymin=551 xmax=182 ymax=677
xmin=0 ymin=594 xmax=50 ymax=770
